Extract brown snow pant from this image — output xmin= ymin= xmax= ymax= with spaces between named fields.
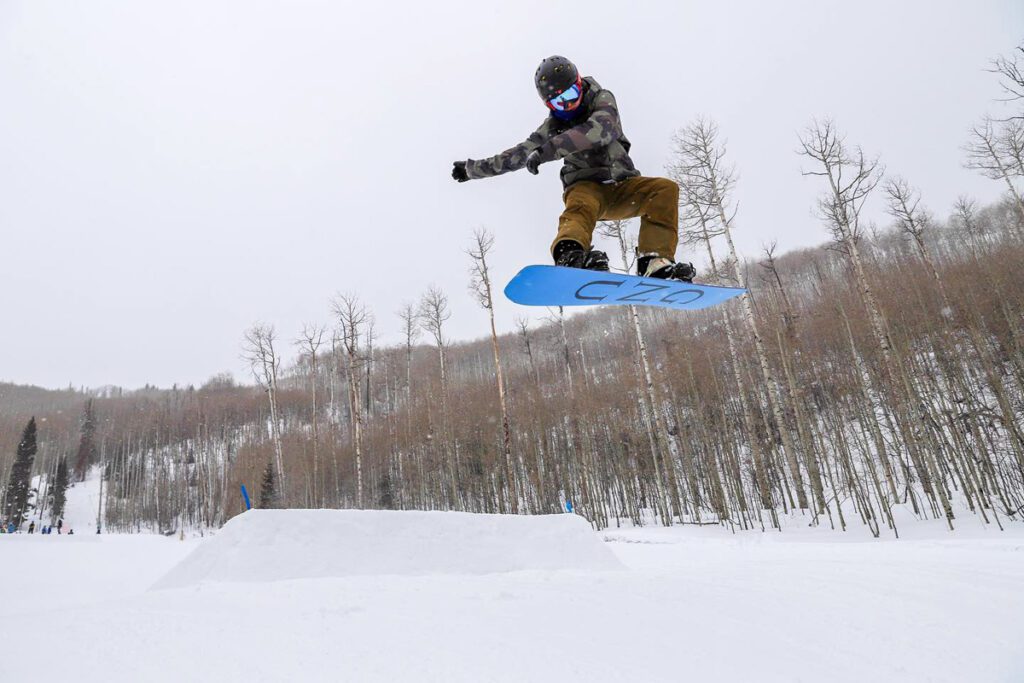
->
xmin=551 ymin=176 xmax=679 ymax=259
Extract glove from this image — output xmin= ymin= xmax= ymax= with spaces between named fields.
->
xmin=525 ymin=150 xmax=542 ymax=175
xmin=452 ymin=161 xmax=469 ymax=183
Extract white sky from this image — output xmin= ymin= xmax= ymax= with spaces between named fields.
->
xmin=1 ymin=1 xmax=1020 ymax=389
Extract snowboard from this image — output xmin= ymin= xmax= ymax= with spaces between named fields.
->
xmin=504 ymin=265 xmax=745 ymax=312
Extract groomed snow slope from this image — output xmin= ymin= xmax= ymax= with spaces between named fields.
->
xmin=2 ymin=512 xmax=1023 ymax=682
xmin=27 ymin=466 xmax=102 ymax=534
xmin=153 ymin=509 xmax=622 ymax=588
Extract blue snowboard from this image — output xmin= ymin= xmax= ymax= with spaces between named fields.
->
xmin=504 ymin=265 xmax=745 ymax=312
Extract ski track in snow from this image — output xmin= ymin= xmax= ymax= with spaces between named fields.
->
xmin=1 ymin=511 xmax=1023 ymax=683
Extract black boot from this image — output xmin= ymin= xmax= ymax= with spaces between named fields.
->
xmin=553 ymin=240 xmax=610 ymax=272
xmin=637 ymin=254 xmax=696 ymax=283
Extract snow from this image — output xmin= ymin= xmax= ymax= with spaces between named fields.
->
xmin=2 ymin=509 xmax=1023 ymax=682
xmin=153 ymin=509 xmax=623 ymax=588
xmin=58 ymin=469 xmax=103 ymax=533
xmin=29 ymin=466 xmax=103 ymax=533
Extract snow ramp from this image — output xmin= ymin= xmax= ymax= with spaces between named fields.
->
xmin=152 ymin=509 xmax=622 ymax=589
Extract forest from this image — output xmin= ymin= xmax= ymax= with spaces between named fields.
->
xmin=2 ymin=46 xmax=1023 ymax=538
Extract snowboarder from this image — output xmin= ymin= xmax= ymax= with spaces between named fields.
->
xmin=452 ymin=56 xmax=695 ymax=282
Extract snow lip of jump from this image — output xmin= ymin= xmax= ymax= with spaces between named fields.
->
xmin=151 ymin=509 xmax=624 ymax=590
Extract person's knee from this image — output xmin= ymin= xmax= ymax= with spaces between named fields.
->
xmin=640 ymin=178 xmax=678 ymax=222
xmin=651 ymin=177 xmax=679 ymax=204
xmin=564 ymin=187 xmax=601 ymax=216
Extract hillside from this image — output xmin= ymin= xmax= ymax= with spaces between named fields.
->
xmin=3 ymin=197 xmax=1023 ymax=537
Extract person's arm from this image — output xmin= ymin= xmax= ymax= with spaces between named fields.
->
xmin=459 ymin=120 xmax=553 ymax=180
xmin=533 ymin=90 xmax=623 ymax=163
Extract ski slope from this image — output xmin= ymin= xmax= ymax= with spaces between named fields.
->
xmin=1 ymin=509 xmax=1022 ymax=682
xmin=27 ymin=466 xmax=104 ymax=534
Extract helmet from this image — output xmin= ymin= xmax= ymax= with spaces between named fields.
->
xmin=535 ymin=56 xmax=582 ymax=111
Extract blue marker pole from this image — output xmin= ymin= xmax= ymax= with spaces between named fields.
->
xmin=240 ymin=484 xmax=252 ymax=510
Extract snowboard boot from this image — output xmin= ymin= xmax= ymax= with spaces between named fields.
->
xmin=553 ymin=239 xmax=610 ymax=272
xmin=637 ymin=254 xmax=696 ymax=282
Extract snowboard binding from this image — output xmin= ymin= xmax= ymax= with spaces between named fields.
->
xmin=553 ymin=240 xmax=610 ymax=272
xmin=637 ymin=254 xmax=696 ymax=283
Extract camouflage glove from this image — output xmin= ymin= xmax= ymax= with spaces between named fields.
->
xmin=452 ymin=161 xmax=469 ymax=183
xmin=525 ymin=150 xmax=543 ymax=175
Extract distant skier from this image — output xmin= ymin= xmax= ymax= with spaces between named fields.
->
xmin=28 ymin=521 xmax=35 ymax=534
xmin=452 ymin=56 xmax=694 ymax=282
xmin=57 ymin=518 xmax=63 ymax=534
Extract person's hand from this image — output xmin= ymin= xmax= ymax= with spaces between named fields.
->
xmin=452 ymin=161 xmax=469 ymax=183
xmin=525 ymin=150 xmax=542 ymax=175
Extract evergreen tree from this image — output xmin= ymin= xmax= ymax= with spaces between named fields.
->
xmin=3 ymin=417 xmax=38 ymax=527
xmin=259 ymin=461 xmax=278 ymax=509
xmin=73 ymin=399 xmax=97 ymax=482
xmin=48 ymin=456 xmax=69 ymax=523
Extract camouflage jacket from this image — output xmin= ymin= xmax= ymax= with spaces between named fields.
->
xmin=464 ymin=77 xmax=640 ymax=189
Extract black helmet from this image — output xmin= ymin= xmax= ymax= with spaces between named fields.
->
xmin=535 ymin=56 xmax=579 ymax=101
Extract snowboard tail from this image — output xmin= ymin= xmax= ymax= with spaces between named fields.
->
xmin=504 ymin=265 xmax=745 ymax=312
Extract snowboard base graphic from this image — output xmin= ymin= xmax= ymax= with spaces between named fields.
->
xmin=504 ymin=265 xmax=745 ymax=312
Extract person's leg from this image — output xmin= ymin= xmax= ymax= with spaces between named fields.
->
xmin=602 ymin=176 xmax=692 ymax=279
xmin=551 ymin=182 xmax=607 ymax=255
xmin=604 ymin=176 xmax=679 ymax=258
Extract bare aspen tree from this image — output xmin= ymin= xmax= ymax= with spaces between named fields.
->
xmin=544 ymin=305 xmax=597 ymax=522
xmin=964 ymin=118 xmax=1024 ymax=223
xmin=328 ymin=330 xmax=339 ymax=424
xmin=242 ymin=323 xmax=286 ymax=503
xmin=677 ymin=181 xmax=779 ymax=511
xmin=327 ymin=329 xmax=342 ymax=501
xmin=674 ymin=118 xmax=808 ymax=511
xmin=551 ymin=306 xmax=574 ymax=390
xmin=952 ymin=196 xmax=984 ymax=259
xmin=364 ymin=315 xmax=376 ymax=418
xmin=597 ymin=218 xmax=678 ymax=523
xmin=800 ymin=119 xmax=953 ymax=526
xmin=1001 ymin=119 xmax=1024 ymax=176
xmin=397 ymin=301 xmax=420 ymax=429
xmin=419 ymin=286 xmax=451 ymax=399
xmin=673 ymin=164 xmax=776 ymax=514
xmin=514 ymin=317 xmax=542 ymax=389
xmin=418 ymin=285 xmax=456 ymax=505
xmin=758 ymin=242 xmax=829 ymax=515
xmin=466 ymin=227 xmax=522 ymax=511
xmin=987 ymin=42 xmax=1024 ymax=118
xmin=883 ymin=176 xmax=952 ymax=312
xmin=397 ymin=303 xmax=419 ymax=399
xmin=799 ymin=120 xmax=891 ymax=359
xmin=759 ymin=242 xmax=797 ymax=338
xmin=677 ymin=184 xmax=725 ymax=280
xmin=332 ymin=294 xmax=368 ymax=508
xmin=295 ymin=324 xmax=325 ymax=505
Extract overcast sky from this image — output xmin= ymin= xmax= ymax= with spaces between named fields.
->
xmin=1 ymin=1 xmax=1020 ymax=389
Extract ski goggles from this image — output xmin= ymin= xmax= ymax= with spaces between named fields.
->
xmin=547 ymin=79 xmax=583 ymax=111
